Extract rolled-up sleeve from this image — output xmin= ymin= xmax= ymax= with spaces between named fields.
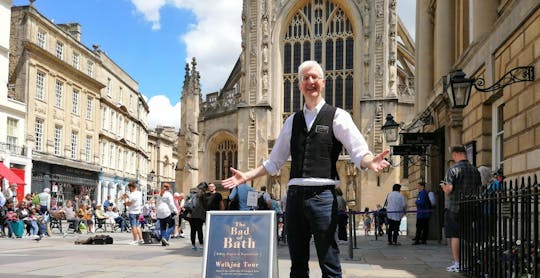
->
xmin=333 ymin=108 xmax=372 ymax=169
xmin=262 ymin=114 xmax=294 ymax=176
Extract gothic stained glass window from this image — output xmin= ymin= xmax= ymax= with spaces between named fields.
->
xmin=283 ymin=0 xmax=354 ymax=115
xmin=214 ymin=140 xmax=238 ymax=181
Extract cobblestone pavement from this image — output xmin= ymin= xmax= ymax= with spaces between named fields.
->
xmin=0 ymin=225 xmax=462 ymax=278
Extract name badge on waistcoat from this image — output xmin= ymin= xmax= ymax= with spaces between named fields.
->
xmin=315 ymin=125 xmax=329 ymax=134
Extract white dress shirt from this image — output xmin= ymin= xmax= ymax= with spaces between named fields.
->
xmin=262 ymin=100 xmax=372 ymax=186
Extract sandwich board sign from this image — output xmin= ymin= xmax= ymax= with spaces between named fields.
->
xmin=203 ymin=210 xmax=278 ymax=278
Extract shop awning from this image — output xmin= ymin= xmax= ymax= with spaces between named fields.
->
xmin=0 ymin=162 xmax=25 ymax=185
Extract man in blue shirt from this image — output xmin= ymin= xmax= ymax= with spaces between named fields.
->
xmin=228 ymin=183 xmax=254 ymax=211
xmin=103 ymin=195 xmax=114 ymax=211
xmin=413 ymin=182 xmax=431 ymax=245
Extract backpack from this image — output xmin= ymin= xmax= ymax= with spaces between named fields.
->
xmin=257 ymin=193 xmax=270 ymax=210
xmin=184 ymin=192 xmax=197 ymax=212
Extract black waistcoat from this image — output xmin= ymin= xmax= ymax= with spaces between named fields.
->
xmin=290 ymin=104 xmax=342 ymax=180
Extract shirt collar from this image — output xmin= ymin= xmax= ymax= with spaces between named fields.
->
xmin=303 ymin=99 xmax=326 ymax=114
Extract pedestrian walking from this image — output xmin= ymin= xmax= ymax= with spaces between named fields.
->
xmin=186 ymin=182 xmax=208 ymax=251
xmin=386 ymin=184 xmax=407 ymax=245
xmin=336 ymin=188 xmax=348 ymax=241
xmin=156 ymin=183 xmax=176 ymax=246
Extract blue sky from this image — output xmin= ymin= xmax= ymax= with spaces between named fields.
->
xmin=12 ymin=0 xmax=414 ymax=129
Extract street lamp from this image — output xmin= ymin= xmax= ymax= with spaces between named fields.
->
xmin=445 ymin=69 xmax=474 ymax=109
xmin=445 ymin=66 xmax=535 ymax=108
xmin=147 ymin=170 xmax=155 ymax=181
xmin=381 ymin=114 xmax=400 ymax=143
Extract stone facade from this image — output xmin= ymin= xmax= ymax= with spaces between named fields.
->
xmin=8 ymin=5 xmax=151 ymax=206
xmin=95 ymin=47 xmax=150 ymax=206
xmin=409 ymin=0 xmax=539 ymax=239
xmin=177 ymin=0 xmax=416 ymax=212
xmin=148 ymin=125 xmax=178 ymax=195
xmin=1 ymin=0 xmax=32 ymax=195
xmin=9 ymin=5 xmax=103 ymax=203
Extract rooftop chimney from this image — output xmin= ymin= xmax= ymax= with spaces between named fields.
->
xmin=58 ymin=23 xmax=82 ymax=42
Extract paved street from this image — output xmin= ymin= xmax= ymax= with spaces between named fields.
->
xmin=0 ymin=223 xmax=463 ymax=278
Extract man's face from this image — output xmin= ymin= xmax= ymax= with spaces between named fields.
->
xmin=298 ymin=66 xmax=325 ymax=102
xmin=209 ymin=183 xmax=216 ymax=193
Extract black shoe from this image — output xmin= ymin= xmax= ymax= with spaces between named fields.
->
xmin=421 ymin=241 xmax=427 ymax=244
xmin=394 ymin=242 xmax=401 ymax=245
xmin=161 ymin=238 xmax=170 ymax=246
xmin=388 ymin=242 xmax=394 ymax=245
xmin=412 ymin=241 xmax=420 ymax=245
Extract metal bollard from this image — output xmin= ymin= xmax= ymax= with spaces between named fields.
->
xmin=348 ymin=209 xmax=353 ymax=259
xmin=353 ymin=210 xmax=358 ymax=249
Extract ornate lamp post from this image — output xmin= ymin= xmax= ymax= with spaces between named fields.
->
xmin=381 ymin=114 xmax=400 ymax=143
xmin=444 ymin=66 xmax=535 ymax=108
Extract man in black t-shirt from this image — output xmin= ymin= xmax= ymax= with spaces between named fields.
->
xmin=206 ymin=183 xmax=224 ymax=211
xmin=441 ymin=146 xmax=481 ymax=272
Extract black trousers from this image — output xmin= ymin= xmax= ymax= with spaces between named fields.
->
xmin=387 ymin=219 xmax=401 ymax=243
xmin=414 ymin=217 xmax=430 ymax=242
xmin=337 ymin=212 xmax=348 ymax=241
xmin=188 ymin=218 xmax=204 ymax=246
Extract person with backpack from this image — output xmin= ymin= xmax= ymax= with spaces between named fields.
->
xmin=257 ymin=186 xmax=272 ymax=210
xmin=413 ymin=181 xmax=431 ymax=245
xmin=186 ymin=182 xmax=208 ymax=251
xmin=227 ymin=183 xmax=254 ymax=211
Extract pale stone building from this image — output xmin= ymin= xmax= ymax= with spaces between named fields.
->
xmin=1 ymin=0 xmax=31 ymax=197
xmin=177 ymin=0 xmax=416 ymax=211
xmin=8 ymin=4 xmax=151 ymax=206
xmin=404 ymin=0 xmax=539 ymax=239
xmin=9 ymin=5 xmax=103 ymax=204
xmin=95 ymin=46 xmax=150 ymax=206
xmin=148 ymin=126 xmax=178 ymax=196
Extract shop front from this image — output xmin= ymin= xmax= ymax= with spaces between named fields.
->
xmin=32 ymin=161 xmax=99 ymax=208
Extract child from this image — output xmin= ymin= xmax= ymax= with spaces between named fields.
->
xmin=363 ymin=207 xmax=372 ymax=236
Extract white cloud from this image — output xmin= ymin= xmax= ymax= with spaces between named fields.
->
xmin=176 ymin=0 xmax=242 ymax=94
xmin=146 ymin=95 xmax=181 ymax=130
xmin=130 ymin=0 xmax=167 ymax=30
xmin=131 ymin=0 xmax=241 ymax=130
xmin=130 ymin=0 xmax=242 ymax=94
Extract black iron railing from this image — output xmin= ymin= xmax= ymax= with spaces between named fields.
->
xmin=459 ymin=174 xmax=539 ymax=277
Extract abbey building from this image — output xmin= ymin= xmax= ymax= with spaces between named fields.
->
xmin=177 ymin=0 xmax=416 ymax=209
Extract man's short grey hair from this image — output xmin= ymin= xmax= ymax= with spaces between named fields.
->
xmin=478 ymin=166 xmax=493 ymax=186
xmin=298 ymin=60 xmax=324 ymax=80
